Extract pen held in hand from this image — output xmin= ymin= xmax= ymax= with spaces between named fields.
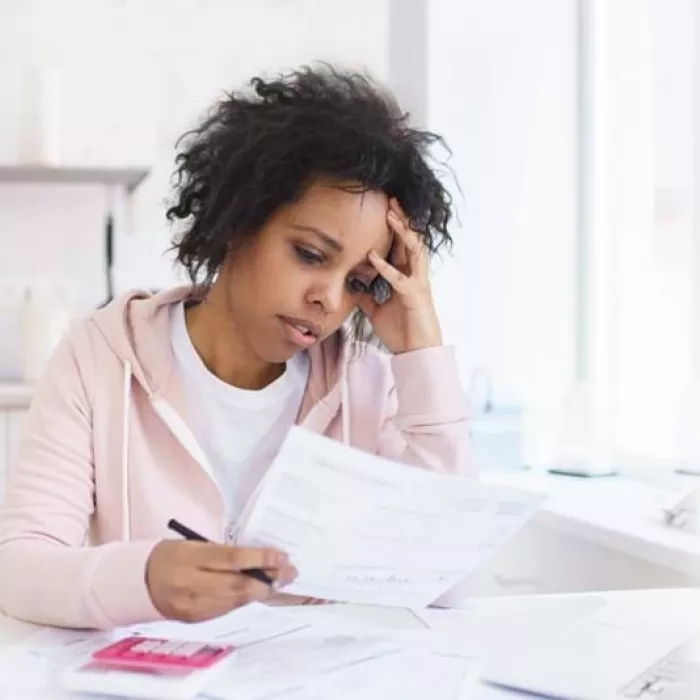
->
xmin=166 ymin=518 xmax=275 ymax=587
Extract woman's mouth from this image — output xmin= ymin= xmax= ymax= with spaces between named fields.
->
xmin=278 ymin=316 xmax=321 ymax=348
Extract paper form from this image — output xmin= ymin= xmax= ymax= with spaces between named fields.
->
xmin=0 ymin=627 xmax=117 ymax=699
xmin=202 ymin=633 xmax=402 ymax=700
xmin=237 ymin=427 xmax=545 ymax=607
xmin=0 ymin=603 xmax=413 ymax=700
xmin=0 ymin=604 xmax=346 ymax=699
xmin=131 ymin=602 xmax=312 ymax=647
xmin=312 ymin=648 xmax=477 ymax=700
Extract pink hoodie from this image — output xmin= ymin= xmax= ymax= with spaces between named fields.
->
xmin=0 ymin=287 xmax=473 ymax=629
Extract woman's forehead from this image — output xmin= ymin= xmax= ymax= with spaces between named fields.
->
xmin=290 ymin=183 xmax=392 ymax=255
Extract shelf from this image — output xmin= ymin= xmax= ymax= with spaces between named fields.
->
xmin=0 ymin=383 xmax=33 ymax=410
xmin=0 ymin=164 xmax=149 ymax=192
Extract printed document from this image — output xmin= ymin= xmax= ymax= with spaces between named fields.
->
xmin=237 ymin=427 xmax=544 ymax=607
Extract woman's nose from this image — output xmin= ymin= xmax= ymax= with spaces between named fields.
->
xmin=308 ymin=277 xmax=346 ymax=315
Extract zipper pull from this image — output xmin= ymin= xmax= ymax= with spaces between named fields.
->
xmin=224 ymin=522 xmax=237 ymax=545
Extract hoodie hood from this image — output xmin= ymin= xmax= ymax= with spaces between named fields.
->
xmin=89 ymin=287 xmax=193 ymax=398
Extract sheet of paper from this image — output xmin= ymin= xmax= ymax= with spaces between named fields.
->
xmin=272 ymin=604 xmax=480 ymax=698
xmin=0 ymin=604 xmax=347 ymax=699
xmin=202 ymin=633 xmax=403 ymax=700
xmin=237 ymin=427 xmax=545 ymax=607
xmin=284 ymin=602 xmax=429 ymax=634
xmin=327 ymin=648 xmax=479 ymax=700
xmin=0 ymin=604 xmax=410 ymax=700
xmin=0 ymin=627 xmax=118 ymax=699
xmin=204 ymin=629 xmax=478 ymax=700
xmin=131 ymin=601 xmax=313 ymax=647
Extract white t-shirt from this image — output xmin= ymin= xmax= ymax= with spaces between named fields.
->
xmin=170 ymin=301 xmax=309 ymax=522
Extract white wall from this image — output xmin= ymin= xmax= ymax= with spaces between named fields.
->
xmin=0 ymin=0 xmax=578 ymax=450
xmin=0 ymin=0 xmax=389 ymax=299
xmin=427 ymin=0 xmax=578 ymax=466
xmin=0 ymin=0 xmax=389 ymax=378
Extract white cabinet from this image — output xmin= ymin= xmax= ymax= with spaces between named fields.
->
xmin=444 ymin=519 xmax=700 ymax=605
xmin=439 ymin=472 xmax=700 ymax=605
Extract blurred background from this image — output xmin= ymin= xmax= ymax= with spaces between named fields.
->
xmin=0 ymin=0 xmax=697 ymax=479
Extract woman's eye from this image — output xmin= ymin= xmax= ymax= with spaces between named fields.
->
xmin=295 ymin=246 xmax=323 ymax=265
xmin=348 ymin=277 xmax=371 ymax=294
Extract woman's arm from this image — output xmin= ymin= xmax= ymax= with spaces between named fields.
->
xmin=377 ymin=345 xmax=475 ymax=475
xmin=355 ymin=201 xmax=475 ymax=476
xmin=0 ymin=325 xmax=161 ymax=629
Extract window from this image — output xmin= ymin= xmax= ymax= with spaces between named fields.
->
xmin=581 ymin=0 xmax=698 ymax=472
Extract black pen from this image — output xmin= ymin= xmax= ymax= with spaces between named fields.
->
xmin=167 ymin=518 xmax=275 ymax=586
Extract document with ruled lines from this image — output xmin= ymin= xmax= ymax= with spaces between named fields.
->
xmin=237 ymin=427 xmax=545 ymax=608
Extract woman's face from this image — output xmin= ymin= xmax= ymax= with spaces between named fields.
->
xmin=214 ymin=180 xmax=393 ymax=363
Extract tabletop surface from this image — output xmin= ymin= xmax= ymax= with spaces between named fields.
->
xmin=0 ymin=588 xmax=698 ymax=699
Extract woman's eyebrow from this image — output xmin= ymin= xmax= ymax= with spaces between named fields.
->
xmin=290 ymin=224 xmax=343 ymax=253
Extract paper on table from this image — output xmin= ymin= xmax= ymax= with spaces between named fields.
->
xmin=202 ymin=633 xmax=403 ymax=700
xmin=131 ymin=602 xmax=312 ymax=647
xmin=0 ymin=604 xmax=353 ymax=700
xmin=326 ymin=647 xmax=479 ymax=700
xmin=237 ymin=427 xmax=545 ymax=607
xmin=202 ymin=621 xmax=476 ymax=700
xmin=0 ymin=627 xmax=118 ymax=699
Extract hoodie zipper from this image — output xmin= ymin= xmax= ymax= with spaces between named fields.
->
xmin=225 ymin=522 xmax=238 ymax=545
xmin=148 ymin=363 xmax=348 ymax=545
xmin=151 ymin=398 xmax=229 ymax=541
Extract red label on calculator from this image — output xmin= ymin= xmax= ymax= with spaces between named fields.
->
xmin=88 ymin=636 xmax=235 ymax=676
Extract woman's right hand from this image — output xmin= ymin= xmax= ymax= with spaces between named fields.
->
xmin=146 ymin=540 xmax=297 ymax=622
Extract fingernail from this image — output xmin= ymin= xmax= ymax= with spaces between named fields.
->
xmin=275 ymin=566 xmax=298 ymax=590
xmin=276 ymin=552 xmax=289 ymax=566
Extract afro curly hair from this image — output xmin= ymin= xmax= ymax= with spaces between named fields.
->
xmin=167 ymin=63 xmax=454 ymax=341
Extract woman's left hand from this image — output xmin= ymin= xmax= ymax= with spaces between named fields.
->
xmin=357 ymin=199 xmax=443 ymax=354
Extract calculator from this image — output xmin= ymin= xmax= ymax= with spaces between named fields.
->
xmin=60 ymin=635 xmax=236 ymax=699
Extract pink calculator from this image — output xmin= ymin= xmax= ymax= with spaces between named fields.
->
xmin=61 ymin=636 xmax=236 ymax=699
xmin=90 ymin=636 xmax=235 ymax=673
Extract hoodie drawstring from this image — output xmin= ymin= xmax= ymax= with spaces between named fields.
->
xmin=121 ymin=361 xmax=132 ymax=542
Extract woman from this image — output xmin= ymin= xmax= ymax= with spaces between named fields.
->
xmin=0 ymin=65 xmax=473 ymax=629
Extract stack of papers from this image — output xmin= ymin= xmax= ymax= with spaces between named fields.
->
xmin=0 ymin=604 xmax=476 ymax=700
xmin=236 ymin=427 xmax=545 ymax=607
xmin=2 ymin=595 xmax=698 ymax=699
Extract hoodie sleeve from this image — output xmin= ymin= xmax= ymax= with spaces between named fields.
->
xmin=0 ymin=323 xmax=162 ymax=629
xmin=376 ymin=345 xmax=477 ymax=476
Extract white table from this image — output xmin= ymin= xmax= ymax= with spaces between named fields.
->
xmin=486 ymin=471 xmax=700 ymax=576
xmin=312 ymin=588 xmax=700 ymax=698
xmin=1 ymin=589 xmax=699 ymax=699
xmin=447 ymin=471 xmax=700 ymax=600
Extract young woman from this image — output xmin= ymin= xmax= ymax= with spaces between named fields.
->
xmin=0 ymin=66 xmax=474 ymax=629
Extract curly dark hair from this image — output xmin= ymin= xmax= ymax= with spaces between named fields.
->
xmin=167 ymin=64 xmax=454 ymax=341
